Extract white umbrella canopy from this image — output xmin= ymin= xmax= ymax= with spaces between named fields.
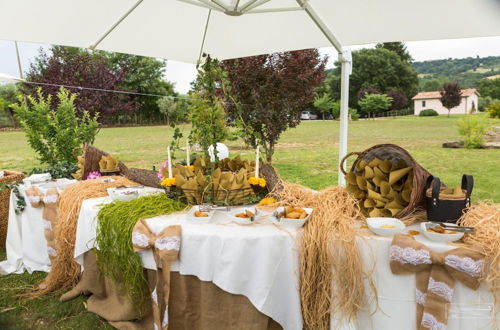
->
xmin=0 ymin=72 xmax=23 ymax=82
xmin=1 ymin=0 xmax=499 ymax=63
xmin=0 ymin=0 xmax=499 ymax=184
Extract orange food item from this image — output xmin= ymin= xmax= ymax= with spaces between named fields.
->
xmin=427 ymin=229 xmax=456 ymax=234
xmin=380 ymin=224 xmax=396 ymax=229
xmin=282 ymin=206 xmax=308 ymax=219
xmin=194 ymin=210 xmax=209 ymax=217
xmin=235 ymin=210 xmax=255 ymax=219
xmin=408 ymin=230 xmax=420 ymax=236
xmin=245 ymin=210 xmax=255 ymax=217
xmin=360 ymin=225 xmax=369 ymax=229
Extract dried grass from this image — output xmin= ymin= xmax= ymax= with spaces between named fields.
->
xmin=272 ymin=183 xmax=367 ymax=330
xmin=458 ymin=203 xmax=500 ymax=309
xmin=28 ymin=176 xmax=136 ymax=297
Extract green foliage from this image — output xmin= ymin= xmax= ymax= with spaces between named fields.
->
xmin=331 ymin=100 xmax=359 ymax=120
xmin=477 ymin=78 xmax=500 ymax=99
xmin=13 ymin=87 xmax=99 ymax=166
xmin=95 ymin=194 xmax=186 ymax=310
xmin=419 ymin=109 xmax=439 ymax=117
xmin=414 ymin=55 xmax=500 ymax=89
xmin=358 ymin=94 xmax=393 ymax=117
xmin=420 ymin=79 xmax=444 ymax=92
xmin=486 ymin=103 xmax=500 ymax=118
xmin=375 ymin=42 xmax=413 ymax=63
xmin=29 ymin=161 xmax=79 ymax=179
xmin=0 ymin=183 xmax=26 ymax=214
xmin=313 ymin=93 xmax=334 ymax=119
xmin=478 ymin=96 xmax=500 ymax=112
xmin=456 ymin=115 xmax=490 ymax=149
xmin=0 ymin=84 xmax=19 ymax=127
xmin=323 ymin=47 xmax=418 ymax=109
xmin=157 ymin=95 xmax=189 ymax=125
xmin=189 ymin=55 xmax=230 ymax=159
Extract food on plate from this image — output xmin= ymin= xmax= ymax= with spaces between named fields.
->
xmin=194 ymin=210 xmax=209 ymax=217
xmin=427 ymin=228 xmax=457 ymax=234
xmin=408 ymin=230 xmax=420 ymax=236
xmin=281 ymin=206 xmax=308 ymax=219
xmin=379 ymin=224 xmax=396 ymax=229
xmin=235 ymin=210 xmax=255 ymax=218
xmin=258 ymin=197 xmax=277 ymax=206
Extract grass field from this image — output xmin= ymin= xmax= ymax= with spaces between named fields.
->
xmin=1 ymin=114 xmax=499 ymax=201
xmin=0 ymin=114 xmax=499 ymax=329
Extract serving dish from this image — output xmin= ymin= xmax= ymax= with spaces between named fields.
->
xmin=230 ymin=208 xmax=257 ymax=225
xmin=420 ymin=222 xmax=464 ymax=243
xmin=271 ymin=207 xmax=313 ymax=229
xmin=366 ymin=217 xmax=405 ymax=236
xmin=186 ymin=206 xmax=215 ymax=224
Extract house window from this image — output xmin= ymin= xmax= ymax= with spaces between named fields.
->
xmin=422 ymin=100 xmax=426 ymax=107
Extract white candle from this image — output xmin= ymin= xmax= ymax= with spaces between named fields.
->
xmin=255 ymin=146 xmax=260 ymax=178
xmin=186 ymin=143 xmax=190 ymax=166
xmin=167 ymin=147 xmax=173 ymax=178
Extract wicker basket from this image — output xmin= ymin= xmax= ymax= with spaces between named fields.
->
xmin=0 ymin=170 xmax=25 ymax=248
xmin=340 ymin=144 xmax=432 ymax=218
xmin=170 ymin=186 xmax=256 ymax=206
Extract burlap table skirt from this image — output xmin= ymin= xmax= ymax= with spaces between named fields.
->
xmin=61 ymin=251 xmax=282 ymax=330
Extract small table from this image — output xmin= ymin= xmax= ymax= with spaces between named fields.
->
xmin=0 ymin=180 xmax=76 ymax=274
xmin=74 ymin=198 xmax=303 ymax=330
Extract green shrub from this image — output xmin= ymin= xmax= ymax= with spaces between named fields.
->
xmin=419 ymin=109 xmax=439 ymax=116
xmin=29 ymin=161 xmax=79 ymax=179
xmin=13 ymin=87 xmax=99 ymax=166
xmin=456 ymin=115 xmax=490 ymax=149
xmin=331 ymin=101 xmax=359 ymax=120
xmin=486 ymin=103 xmax=500 ymax=119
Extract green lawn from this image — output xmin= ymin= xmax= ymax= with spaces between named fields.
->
xmin=0 ymin=114 xmax=499 ymax=328
xmin=1 ymin=114 xmax=499 ymax=201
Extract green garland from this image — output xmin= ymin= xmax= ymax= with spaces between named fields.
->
xmin=0 ymin=183 xmax=26 ymax=214
xmin=95 ymin=194 xmax=186 ymax=310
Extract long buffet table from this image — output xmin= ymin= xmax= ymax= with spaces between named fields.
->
xmin=1 ymin=189 xmax=497 ymax=329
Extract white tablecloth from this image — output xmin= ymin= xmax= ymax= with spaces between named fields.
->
xmin=0 ymin=180 xmax=76 ymax=274
xmin=347 ymin=227 xmax=497 ymax=330
xmin=74 ymin=197 xmax=303 ymax=330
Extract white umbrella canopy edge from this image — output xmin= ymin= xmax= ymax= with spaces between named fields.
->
xmin=0 ymin=72 xmax=24 ymax=83
xmin=1 ymin=0 xmax=499 ymax=186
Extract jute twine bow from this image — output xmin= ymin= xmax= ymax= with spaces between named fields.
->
xmin=389 ymin=234 xmax=485 ymax=330
xmin=132 ymin=219 xmax=181 ymax=330
xmin=25 ymin=187 xmax=59 ymax=260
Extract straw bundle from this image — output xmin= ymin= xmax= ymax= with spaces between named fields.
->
xmin=29 ymin=176 xmax=136 ymax=296
xmin=458 ymin=203 xmax=500 ymax=309
xmin=273 ymin=184 xmax=366 ymax=330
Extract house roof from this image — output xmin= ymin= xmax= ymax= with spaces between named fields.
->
xmin=412 ymin=88 xmax=480 ymax=100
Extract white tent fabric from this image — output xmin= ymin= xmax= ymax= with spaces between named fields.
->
xmin=0 ymin=0 xmax=499 ymax=183
xmin=0 ymin=72 xmax=23 ymax=82
xmin=1 ymin=0 xmax=499 ymax=63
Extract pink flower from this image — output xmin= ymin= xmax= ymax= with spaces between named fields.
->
xmin=157 ymin=160 xmax=169 ymax=180
xmin=86 ymin=171 xmax=102 ymax=180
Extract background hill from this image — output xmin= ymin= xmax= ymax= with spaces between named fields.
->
xmin=413 ymin=55 xmax=500 ymax=90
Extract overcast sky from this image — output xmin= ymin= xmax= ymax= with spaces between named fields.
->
xmin=1 ymin=36 xmax=500 ymax=94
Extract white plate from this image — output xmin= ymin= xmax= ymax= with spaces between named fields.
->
xmin=271 ymin=207 xmax=313 ymax=229
xmin=230 ymin=208 xmax=257 ymax=225
xmin=367 ymin=217 xmax=405 ymax=236
xmin=107 ymin=187 xmax=139 ymax=201
xmin=186 ymin=206 xmax=215 ymax=224
xmin=420 ymin=222 xmax=464 ymax=243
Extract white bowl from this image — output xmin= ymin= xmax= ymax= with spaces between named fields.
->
xmin=230 ymin=208 xmax=257 ymax=225
xmin=366 ymin=217 xmax=405 ymax=236
xmin=271 ymin=207 xmax=313 ymax=229
xmin=186 ymin=206 xmax=215 ymax=224
xmin=420 ymin=222 xmax=464 ymax=243
xmin=107 ymin=187 xmax=139 ymax=201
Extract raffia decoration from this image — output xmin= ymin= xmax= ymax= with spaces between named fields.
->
xmin=28 ymin=176 xmax=136 ymax=297
xmin=458 ymin=202 xmax=500 ymax=309
xmin=272 ymin=183 xmax=367 ymax=330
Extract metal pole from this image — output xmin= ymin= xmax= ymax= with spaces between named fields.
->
xmin=14 ymin=41 xmax=23 ymax=79
xmin=338 ymin=49 xmax=352 ymax=186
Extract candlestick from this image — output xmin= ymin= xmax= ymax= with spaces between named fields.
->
xmin=255 ymin=146 xmax=260 ymax=178
xmin=186 ymin=142 xmax=190 ymax=166
xmin=167 ymin=147 xmax=173 ymax=178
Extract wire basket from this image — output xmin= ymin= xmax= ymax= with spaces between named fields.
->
xmin=166 ymin=185 xmax=256 ymax=206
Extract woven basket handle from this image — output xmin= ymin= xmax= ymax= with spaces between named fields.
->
xmin=339 ymin=152 xmax=361 ymax=176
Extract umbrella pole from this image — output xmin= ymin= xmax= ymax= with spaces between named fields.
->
xmin=337 ymin=50 xmax=352 ymax=186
